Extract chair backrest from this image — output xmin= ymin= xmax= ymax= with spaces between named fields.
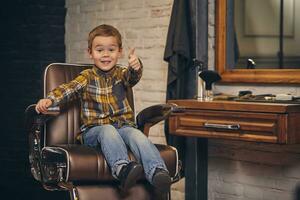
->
xmin=44 ymin=63 xmax=134 ymax=146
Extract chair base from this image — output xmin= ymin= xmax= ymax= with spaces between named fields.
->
xmin=69 ymin=181 xmax=169 ymax=200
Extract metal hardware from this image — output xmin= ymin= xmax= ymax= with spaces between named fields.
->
xmin=44 ymin=106 xmax=60 ymax=115
xmin=204 ymin=122 xmax=240 ymax=130
xmin=29 ymin=124 xmax=43 ymax=182
xmin=171 ymin=160 xmax=183 ymax=183
xmin=57 ymin=163 xmax=67 ymax=182
xmin=72 ymin=187 xmax=79 ymax=200
xmin=26 ymin=104 xmax=61 ymax=185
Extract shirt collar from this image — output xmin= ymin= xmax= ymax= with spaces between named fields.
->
xmin=92 ymin=65 xmax=116 ymax=77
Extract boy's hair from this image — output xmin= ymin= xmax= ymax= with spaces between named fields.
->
xmin=88 ymin=24 xmax=122 ymax=49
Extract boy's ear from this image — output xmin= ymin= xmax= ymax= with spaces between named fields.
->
xmin=118 ymin=48 xmax=123 ymax=58
xmin=87 ymin=48 xmax=92 ymax=58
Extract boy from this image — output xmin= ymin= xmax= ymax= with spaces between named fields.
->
xmin=35 ymin=24 xmax=171 ymax=193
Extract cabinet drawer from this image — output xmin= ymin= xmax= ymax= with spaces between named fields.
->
xmin=169 ymin=110 xmax=287 ymax=143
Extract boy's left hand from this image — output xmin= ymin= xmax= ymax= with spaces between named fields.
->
xmin=128 ymin=48 xmax=141 ymax=71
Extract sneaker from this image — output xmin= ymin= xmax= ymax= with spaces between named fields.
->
xmin=118 ymin=161 xmax=143 ymax=191
xmin=152 ymin=168 xmax=171 ymax=193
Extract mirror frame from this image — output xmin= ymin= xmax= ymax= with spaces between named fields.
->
xmin=215 ymin=0 xmax=300 ymax=84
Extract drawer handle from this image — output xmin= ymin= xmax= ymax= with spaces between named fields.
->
xmin=204 ymin=122 xmax=240 ymax=130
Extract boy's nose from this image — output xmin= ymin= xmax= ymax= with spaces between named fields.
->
xmin=102 ymin=50 xmax=110 ymax=56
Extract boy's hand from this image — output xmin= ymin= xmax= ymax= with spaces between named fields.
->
xmin=35 ymin=98 xmax=53 ymax=114
xmin=128 ymin=48 xmax=141 ymax=71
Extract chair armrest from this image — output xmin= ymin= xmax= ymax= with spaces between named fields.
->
xmin=136 ymin=103 xmax=178 ymax=136
xmin=25 ymin=104 xmax=60 ymax=130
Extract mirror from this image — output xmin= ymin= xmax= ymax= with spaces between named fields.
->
xmin=216 ymin=0 xmax=300 ymax=84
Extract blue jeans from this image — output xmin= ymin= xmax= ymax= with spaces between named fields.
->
xmin=82 ymin=124 xmax=168 ymax=183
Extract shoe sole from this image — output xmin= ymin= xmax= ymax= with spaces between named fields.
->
xmin=122 ymin=164 xmax=143 ymax=191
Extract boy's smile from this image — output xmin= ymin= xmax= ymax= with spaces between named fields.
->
xmin=89 ymin=36 xmax=122 ymax=71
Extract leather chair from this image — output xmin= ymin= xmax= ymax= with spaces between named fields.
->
xmin=25 ymin=63 xmax=182 ymax=200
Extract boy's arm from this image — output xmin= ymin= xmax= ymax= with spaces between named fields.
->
xmin=124 ymin=48 xmax=143 ymax=87
xmin=47 ymin=74 xmax=87 ymax=106
xmin=124 ymin=59 xmax=143 ymax=87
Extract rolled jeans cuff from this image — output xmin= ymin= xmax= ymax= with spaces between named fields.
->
xmin=112 ymin=159 xmax=130 ymax=179
xmin=147 ymin=163 xmax=168 ymax=184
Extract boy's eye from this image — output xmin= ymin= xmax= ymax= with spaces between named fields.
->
xmin=95 ymin=47 xmax=117 ymax=52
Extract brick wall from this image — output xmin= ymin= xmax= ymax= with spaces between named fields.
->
xmin=65 ymin=0 xmax=185 ymax=199
xmin=208 ymin=0 xmax=300 ymax=199
xmin=208 ymin=140 xmax=300 ymax=200
xmin=0 ymin=1 xmax=67 ymax=199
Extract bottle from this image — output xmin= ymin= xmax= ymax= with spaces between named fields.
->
xmin=204 ymin=89 xmax=213 ymax=101
xmin=197 ymin=72 xmax=205 ymax=100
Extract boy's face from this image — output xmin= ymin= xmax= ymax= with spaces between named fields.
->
xmin=89 ymin=36 xmax=122 ymax=71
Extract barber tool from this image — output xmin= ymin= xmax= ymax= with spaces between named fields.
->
xmin=238 ymin=90 xmax=252 ymax=97
xmin=199 ymin=70 xmax=221 ymax=101
xmin=247 ymin=59 xmax=256 ymax=69
xmin=275 ymin=94 xmax=293 ymax=101
xmin=194 ymin=59 xmax=205 ymax=100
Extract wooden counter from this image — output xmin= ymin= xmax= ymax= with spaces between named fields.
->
xmin=168 ymin=99 xmax=300 ymax=144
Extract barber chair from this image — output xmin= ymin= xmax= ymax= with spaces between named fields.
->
xmin=25 ymin=63 xmax=181 ymax=200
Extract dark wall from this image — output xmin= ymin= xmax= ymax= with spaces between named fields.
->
xmin=0 ymin=0 xmax=67 ymax=199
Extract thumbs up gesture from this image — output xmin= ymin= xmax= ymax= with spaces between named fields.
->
xmin=128 ymin=48 xmax=141 ymax=71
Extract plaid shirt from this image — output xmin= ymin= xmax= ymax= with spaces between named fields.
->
xmin=47 ymin=64 xmax=142 ymax=130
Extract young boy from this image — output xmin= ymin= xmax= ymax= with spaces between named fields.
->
xmin=35 ymin=24 xmax=171 ymax=193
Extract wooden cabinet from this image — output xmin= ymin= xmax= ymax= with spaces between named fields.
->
xmin=168 ymin=100 xmax=300 ymax=144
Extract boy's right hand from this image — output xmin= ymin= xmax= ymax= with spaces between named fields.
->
xmin=35 ymin=98 xmax=53 ymax=114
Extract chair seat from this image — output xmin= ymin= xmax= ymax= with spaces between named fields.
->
xmin=41 ymin=144 xmax=178 ymax=183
